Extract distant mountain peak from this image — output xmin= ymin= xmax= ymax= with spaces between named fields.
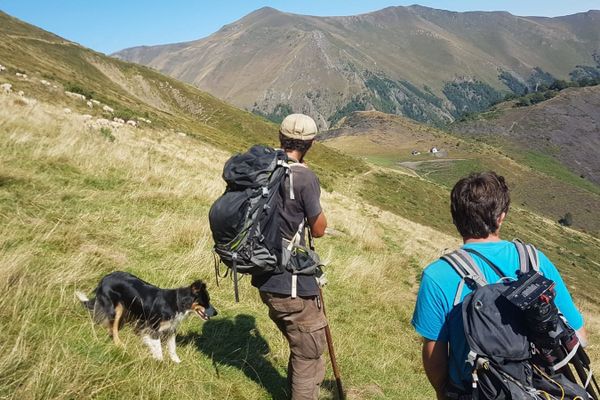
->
xmin=115 ymin=5 xmax=600 ymax=129
xmin=244 ymin=6 xmax=285 ymax=19
xmin=255 ymin=6 xmax=280 ymax=13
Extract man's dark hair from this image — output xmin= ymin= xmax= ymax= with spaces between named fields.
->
xmin=279 ymin=133 xmax=313 ymax=154
xmin=450 ymin=171 xmax=510 ymax=239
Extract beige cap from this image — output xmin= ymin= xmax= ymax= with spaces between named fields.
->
xmin=279 ymin=114 xmax=318 ymax=140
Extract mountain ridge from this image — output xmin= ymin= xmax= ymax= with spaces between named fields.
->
xmin=114 ymin=5 xmax=600 ymax=128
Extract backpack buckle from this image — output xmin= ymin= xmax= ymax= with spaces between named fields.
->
xmin=467 ymin=351 xmax=478 ymax=366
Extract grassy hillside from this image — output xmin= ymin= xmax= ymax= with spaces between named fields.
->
xmin=0 ymin=11 xmax=364 ymax=192
xmin=0 ymin=91 xmax=452 ymax=399
xmin=2 ymin=93 xmax=599 ymax=400
xmin=322 ymin=111 xmax=600 ymax=236
xmin=1 ymin=11 xmax=599 ymax=400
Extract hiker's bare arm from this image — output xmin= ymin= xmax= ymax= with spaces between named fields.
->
xmin=309 ymin=212 xmax=327 ymax=238
xmin=422 ymin=339 xmax=448 ymax=400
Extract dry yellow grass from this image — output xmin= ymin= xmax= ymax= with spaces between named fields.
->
xmin=0 ymin=93 xmax=443 ymax=399
xmin=1 ymin=92 xmax=598 ymax=399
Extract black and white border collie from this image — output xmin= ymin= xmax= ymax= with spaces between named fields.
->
xmin=76 ymin=271 xmax=217 ymax=363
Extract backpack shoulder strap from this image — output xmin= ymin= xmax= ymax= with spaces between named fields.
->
xmin=441 ymin=249 xmax=488 ymax=306
xmin=512 ymin=239 xmax=540 ymax=273
xmin=286 ymin=160 xmax=309 ymax=200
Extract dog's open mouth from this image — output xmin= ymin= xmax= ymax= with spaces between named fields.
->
xmin=194 ymin=308 xmax=209 ymax=320
xmin=192 ymin=304 xmax=216 ymax=321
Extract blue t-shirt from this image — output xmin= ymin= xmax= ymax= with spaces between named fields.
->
xmin=412 ymin=240 xmax=583 ymax=387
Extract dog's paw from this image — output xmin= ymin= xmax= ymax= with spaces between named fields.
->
xmin=170 ymin=355 xmax=181 ymax=363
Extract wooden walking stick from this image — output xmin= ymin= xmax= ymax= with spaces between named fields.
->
xmin=307 ymin=224 xmax=345 ymax=399
xmin=319 ymin=286 xmax=345 ymax=400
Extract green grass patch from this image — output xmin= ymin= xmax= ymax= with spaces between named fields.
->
xmin=414 ymin=158 xmax=486 ymax=188
xmin=519 ymin=151 xmax=600 ymax=195
xmin=99 ymin=127 xmax=116 ymax=142
xmin=359 ymin=172 xmax=454 ymax=234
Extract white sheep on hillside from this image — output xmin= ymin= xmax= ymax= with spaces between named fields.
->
xmin=63 ymin=108 xmax=72 ymax=114
xmin=86 ymin=100 xmax=93 ymax=108
xmin=91 ymin=99 xmax=101 ymax=105
xmin=16 ymin=72 xmax=28 ymax=79
xmin=110 ymin=121 xmax=123 ymax=128
xmin=113 ymin=117 xmax=125 ymax=124
xmin=0 ymin=64 xmax=6 ymax=72
xmin=81 ymin=114 xmax=93 ymax=121
xmin=40 ymin=79 xmax=51 ymax=86
xmin=1 ymin=83 xmax=12 ymax=94
xmin=93 ymin=118 xmax=111 ymax=127
xmin=102 ymin=105 xmax=114 ymax=113
xmin=126 ymin=120 xmax=137 ymax=127
xmin=17 ymin=90 xmax=25 ymax=97
xmin=65 ymin=91 xmax=86 ymax=101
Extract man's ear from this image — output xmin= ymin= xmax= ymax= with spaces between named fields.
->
xmin=497 ymin=212 xmax=507 ymax=227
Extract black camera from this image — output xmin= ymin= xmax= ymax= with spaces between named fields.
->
xmin=502 ymin=271 xmax=563 ymax=352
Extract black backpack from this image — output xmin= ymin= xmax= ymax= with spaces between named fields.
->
xmin=209 ymin=145 xmax=323 ymax=301
xmin=209 ymin=145 xmax=290 ymax=301
xmin=443 ymin=241 xmax=592 ymax=400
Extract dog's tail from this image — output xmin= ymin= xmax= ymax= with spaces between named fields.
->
xmin=75 ymin=290 xmax=95 ymax=310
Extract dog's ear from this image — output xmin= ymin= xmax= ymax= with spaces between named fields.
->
xmin=190 ymin=280 xmax=205 ymax=295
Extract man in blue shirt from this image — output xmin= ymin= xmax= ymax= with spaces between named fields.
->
xmin=412 ymin=171 xmax=588 ymax=399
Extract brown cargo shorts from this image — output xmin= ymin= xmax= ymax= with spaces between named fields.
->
xmin=260 ymin=291 xmax=329 ymax=400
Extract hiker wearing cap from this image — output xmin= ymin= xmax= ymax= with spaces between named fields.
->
xmin=251 ymin=114 xmax=329 ymax=400
xmin=412 ymin=172 xmax=587 ymax=399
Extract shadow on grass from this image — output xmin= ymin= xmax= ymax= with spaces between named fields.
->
xmin=178 ymin=314 xmax=289 ymax=399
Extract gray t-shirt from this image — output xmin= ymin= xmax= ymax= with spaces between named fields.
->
xmin=251 ymin=163 xmax=322 ymax=296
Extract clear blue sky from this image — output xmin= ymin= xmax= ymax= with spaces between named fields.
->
xmin=1 ymin=1 xmax=598 ymax=54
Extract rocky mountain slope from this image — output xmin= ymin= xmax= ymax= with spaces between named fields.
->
xmin=450 ymin=85 xmax=600 ymax=185
xmin=114 ymin=6 xmax=600 ymax=128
